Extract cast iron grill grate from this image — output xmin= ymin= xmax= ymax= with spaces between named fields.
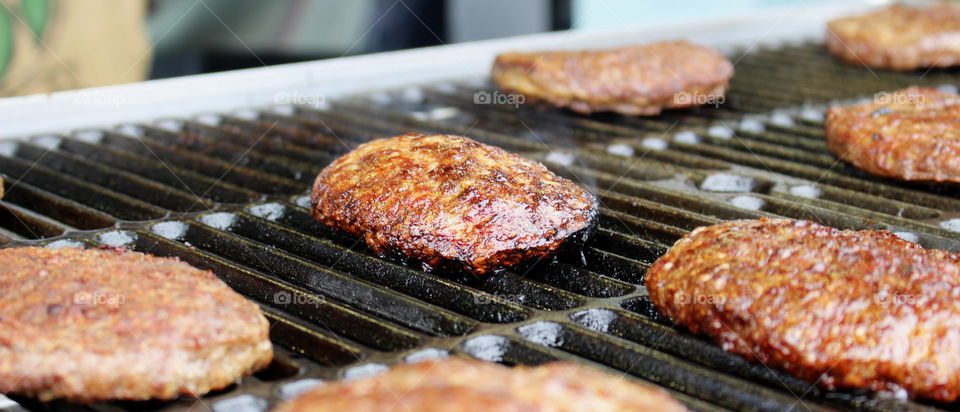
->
xmin=2 ymin=42 xmax=960 ymax=412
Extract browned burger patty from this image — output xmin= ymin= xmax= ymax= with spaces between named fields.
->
xmin=310 ymin=133 xmax=598 ymax=275
xmin=646 ymin=218 xmax=960 ymax=402
xmin=827 ymin=3 xmax=960 ymax=71
xmin=826 ymin=87 xmax=960 ymax=182
xmin=491 ymin=41 xmax=733 ymax=115
xmin=0 ymin=247 xmax=273 ymax=402
xmin=274 ymin=358 xmax=689 ymax=412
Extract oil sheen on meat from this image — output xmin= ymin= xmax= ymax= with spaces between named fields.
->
xmin=0 ymin=247 xmax=272 ymax=402
xmin=826 ymin=87 xmax=960 ymax=183
xmin=491 ymin=41 xmax=733 ymax=115
xmin=647 ymin=218 xmax=960 ymax=402
xmin=310 ymin=133 xmax=598 ymax=275
xmin=827 ymin=3 xmax=960 ymax=71
xmin=275 ymin=358 xmax=689 ymax=412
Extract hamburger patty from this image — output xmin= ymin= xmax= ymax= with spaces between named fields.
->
xmin=0 ymin=247 xmax=272 ymax=402
xmin=826 ymin=87 xmax=960 ymax=182
xmin=310 ymin=133 xmax=598 ymax=275
xmin=275 ymin=358 xmax=688 ymax=412
xmin=826 ymin=3 xmax=960 ymax=71
xmin=491 ymin=41 xmax=733 ymax=115
xmin=646 ymin=218 xmax=960 ymax=402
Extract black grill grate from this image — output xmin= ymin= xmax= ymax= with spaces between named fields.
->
xmin=2 ymin=42 xmax=960 ymax=412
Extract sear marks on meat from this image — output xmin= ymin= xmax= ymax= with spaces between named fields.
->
xmin=826 ymin=3 xmax=960 ymax=71
xmin=491 ymin=41 xmax=733 ymax=115
xmin=646 ymin=218 xmax=960 ymax=402
xmin=274 ymin=357 xmax=689 ymax=412
xmin=310 ymin=133 xmax=598 ymax=275
xmin=0 ymin=247 xmax=273 ymax=402
xmin=826 ymin=87 xmax=960 ymax=183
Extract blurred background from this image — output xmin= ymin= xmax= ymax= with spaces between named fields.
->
xmin=0 ymin=0 xmax=852 ymax=97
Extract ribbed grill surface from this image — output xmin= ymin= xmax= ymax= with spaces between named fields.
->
xmin=2 ymin=42 xmax=960 ymax=412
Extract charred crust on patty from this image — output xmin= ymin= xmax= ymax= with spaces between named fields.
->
xmin=490 ymin=40 xmax=733 ymax=115
xmin=275 ymin=358 xmax=688 ymax=412
xmin=826 ymin=3 xmax=960 ymax=71
xmin=309 ymin=133 xmax=598 ymax=275
xmin=647 ymin=218 xmax=960 ymax=401
xmin=826 ymin=86 xmax=960 ymax=182
xmin=0 ymin=247 xmax=273 ymax=402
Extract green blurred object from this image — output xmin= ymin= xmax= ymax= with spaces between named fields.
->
xmin=20 ymin=0 xmax=48 ymax=42
xmin=0 ymin=5 xmax=11 ymax=79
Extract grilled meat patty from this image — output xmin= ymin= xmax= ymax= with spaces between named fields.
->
xmin=0 ymin=247 xmax=273 ymax=402
xmin=275 ymin=358 xmax=689 ymax=412
xmin=310 ymin=133 xmax=598 ymax=275
xmin=826 ymin=87 xmax=960 ymax=182
xmin=491 ymin=41 xmax=733 ymax=115
xmin=646 ymin=218 xmax=960 ymax=402
xmin=827 ymin=3 xmax=960 ymax=71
